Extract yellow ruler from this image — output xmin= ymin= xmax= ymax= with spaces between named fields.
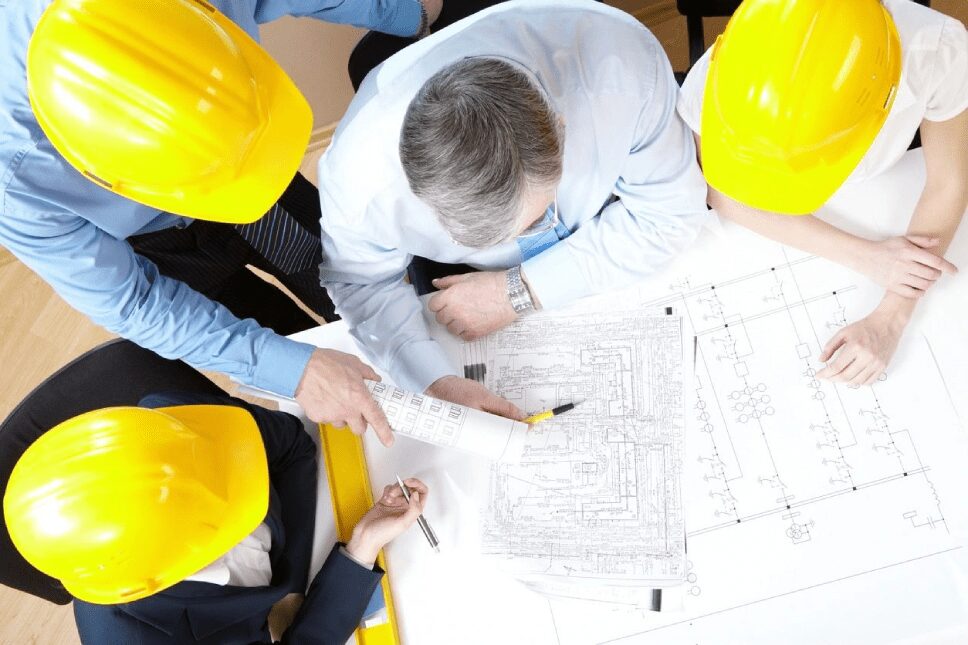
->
xmin=320 ymin=423 xmax=401 ymax=645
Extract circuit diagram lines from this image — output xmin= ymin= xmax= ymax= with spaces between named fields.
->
xmin=465 ymin=312 xmax=686 ymax=586
xmin=675 ymin=256 xmax=949 ymax=542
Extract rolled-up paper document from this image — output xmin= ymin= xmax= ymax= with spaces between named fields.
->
xmin=365 ymin=381 xmax=527 ymax=463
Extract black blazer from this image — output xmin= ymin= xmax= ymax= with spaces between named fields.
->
xmin=72 ymin=392 xmax=384 ymax=645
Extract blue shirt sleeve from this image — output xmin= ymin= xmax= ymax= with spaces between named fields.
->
xmin=0 ymin=182 xmax=315 ymax=397
xmin=251 ymin=0 xmax=423 ymax=37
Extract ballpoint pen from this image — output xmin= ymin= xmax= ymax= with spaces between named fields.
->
xmin=523 ymin=402 xmax=580 ymax=425
xmin=396 ymin=474 xmax=440 ymax=554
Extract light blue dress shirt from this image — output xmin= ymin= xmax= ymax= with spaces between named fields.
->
xmin=0 ymin=0 xmax=422 ymax=396
xmin=317 ymin=0 xmax=711 ymax=394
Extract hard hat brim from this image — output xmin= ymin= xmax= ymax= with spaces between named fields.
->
xmin=700 ymin=126 xmax=863 ymax=216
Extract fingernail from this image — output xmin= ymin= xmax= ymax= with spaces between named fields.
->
xmin=432 ymin=279 xmax=440 ymax=285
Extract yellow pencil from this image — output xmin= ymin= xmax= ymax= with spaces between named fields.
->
xmin=523 ymin=402 xmax=579 ymax=425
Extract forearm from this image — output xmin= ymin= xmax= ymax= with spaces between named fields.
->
xmin=522 ymin=200 xmax=708 ymax=310
xmin=283 ymin=544 xmax=383 ymax=645
xmin=326 ymin=277 xmax=457 ymax=392
xmin=709 ymin=186 xmax=872 ymax=271
xmin=905 ymin=181 xmax=967 ymax=257
xmin=108 ymin=258 xmax=314 ymax=395
xmin=0 ymin=220 xmax=314 ymax=395
xmin=256 ymin=0 xmax=424 ymax=36
xmin=876 ymin=183 xmax=966 ymax=319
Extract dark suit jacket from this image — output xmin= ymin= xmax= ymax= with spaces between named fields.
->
xmin=72 ymin=392 xmax=384 ymax=645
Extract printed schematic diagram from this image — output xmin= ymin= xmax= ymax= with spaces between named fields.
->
xmin=545 ymin=227 xmax=968 ymax=645
xmin=671 ymin=252 xmax=949 ymax=547
xmin=463 ymin=311 xmax=687 ymax=588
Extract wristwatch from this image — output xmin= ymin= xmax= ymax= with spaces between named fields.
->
xmin=506 ymin=265 xmax=535 ymax=315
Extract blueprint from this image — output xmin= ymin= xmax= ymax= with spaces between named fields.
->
xmin=366 ymin=381 xmax=528 ymax=463
xmin=463 ymin=311 xmax=687 ymax=586
xmin=536 ymin=221 xmax=968 ymax=645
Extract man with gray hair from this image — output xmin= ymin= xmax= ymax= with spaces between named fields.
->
xmin=318 ymin=0 xmax=709 ymax=415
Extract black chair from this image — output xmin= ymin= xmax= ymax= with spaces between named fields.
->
xmin=676 ymin=0 xmax=743 ymax=75
xmin=0 ymin=339 xmax=226 ymax=604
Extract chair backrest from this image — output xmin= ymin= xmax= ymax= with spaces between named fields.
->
xmin=0 ymin=339 xmax=226 ymax=604
xmin=676 ymin=0 xmax=743 ymax=71
xmin=676 ymin=0 xmax=742 ymax=16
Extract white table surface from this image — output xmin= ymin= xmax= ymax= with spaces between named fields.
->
xmin=254 ymin=149 xmax=968 ymax=645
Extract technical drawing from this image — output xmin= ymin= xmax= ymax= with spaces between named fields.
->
xmin=530 ymin=228 xmax=968 ymax=645
xmin=365 ymin=381 xmax=528 ymax=462
xmin=464 ymin=312 xmax=686 ymax=586
xmin=513 ymin=223 xmax=968 ymax=645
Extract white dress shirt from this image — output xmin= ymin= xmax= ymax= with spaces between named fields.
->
xmin=317 ymin=0 xmax=710 ymax=393
xmin=185 ymin=522 xmax=274 ymax=588
xmin=183 ymin=524 xmax=374 ymax=589
xmin=677 ymin=0 xmax=968 ymax=185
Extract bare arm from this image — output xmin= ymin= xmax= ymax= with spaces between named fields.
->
xmin=699 ymin=132 xmax=957 ymax=298
xmin=698 ymin=133 xmax=867 ymax=264
xmin=818 ymin=110 xmax=968 ymax=384
xmin=857 ymin=111 xmax=968 ymax=323
xmin=902 ymin=111 xmax=968 ymax=267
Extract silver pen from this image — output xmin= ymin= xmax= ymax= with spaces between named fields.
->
xmin=395 ymin=474 xmax=440 ymax=553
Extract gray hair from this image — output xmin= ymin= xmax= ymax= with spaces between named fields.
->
xmin=399 ymin=58 xmax=564 ymax=248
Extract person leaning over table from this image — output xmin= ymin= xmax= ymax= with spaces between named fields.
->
xmin=317 ymin=0 xmax=710 ymax=415
xmin=2 ymin=391 xmax=429 ymax=645
xmin=677 ymin=0 xmax=967 ymax=386
xmin=0 ymin=0 xmax=444 ymax=446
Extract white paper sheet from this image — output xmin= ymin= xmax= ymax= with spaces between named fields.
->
xmin=365 ymin=380 xmax=528 ymax=462
xmin=463 ymin=310 xmax=687 ymax=591
xmin=536 ymin=158 xmax=968 ymax=644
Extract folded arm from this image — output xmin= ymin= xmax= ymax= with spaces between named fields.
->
xmin=319 ymin=213 xmax=457 ymax=393
xmin=817 ymin=110 xmax=968 ymax=385
xmin=522 ymin=51 xmax=709 ymax=309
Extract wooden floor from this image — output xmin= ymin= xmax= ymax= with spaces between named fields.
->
xmin=1 ymin=2 xmax=964 ymax=643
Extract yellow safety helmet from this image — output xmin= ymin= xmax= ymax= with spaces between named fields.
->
xmin=26 ymin=0 xmax=312 ymax=223
xmin=700 ymin=0 xmax=901 ymax=215
xmin=2 ymin=405 xmax=268 ymax=604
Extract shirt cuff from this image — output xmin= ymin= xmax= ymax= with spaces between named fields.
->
xmin=251 ymin=334 xmax=316 ymax=397
xmin=522 ymin=243 xmax=591 ymax=311
xmin=339 ymin=545 xmax=376 ymax=571
xmin=394 ymin=339 xmax=459 ymax=394
xmin=387 ymin=0 xmax=424 ymax=37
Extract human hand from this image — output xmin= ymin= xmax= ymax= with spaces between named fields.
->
xmin=816 ymin=298 xmax=911 ymax=386
xmin=294 ymin=349 xmax=394 ymax=446
xmin=425 ymin=375 xmax=524 ymax=420
xmin=345 ymin=478 xmax=429 ymax=565
xmin=428 ymin=271 xmax=517 ymax=340
xmin=857 ymin=235 xmax=957 ymax=298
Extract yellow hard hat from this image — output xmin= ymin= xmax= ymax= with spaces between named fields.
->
xmin=2 ymin=405 xmax=268 ymax=604
xmin=700 ymin=0 xmax=901 ymax=215
xmin=26 ymin=0 xmax=312 ymax=223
